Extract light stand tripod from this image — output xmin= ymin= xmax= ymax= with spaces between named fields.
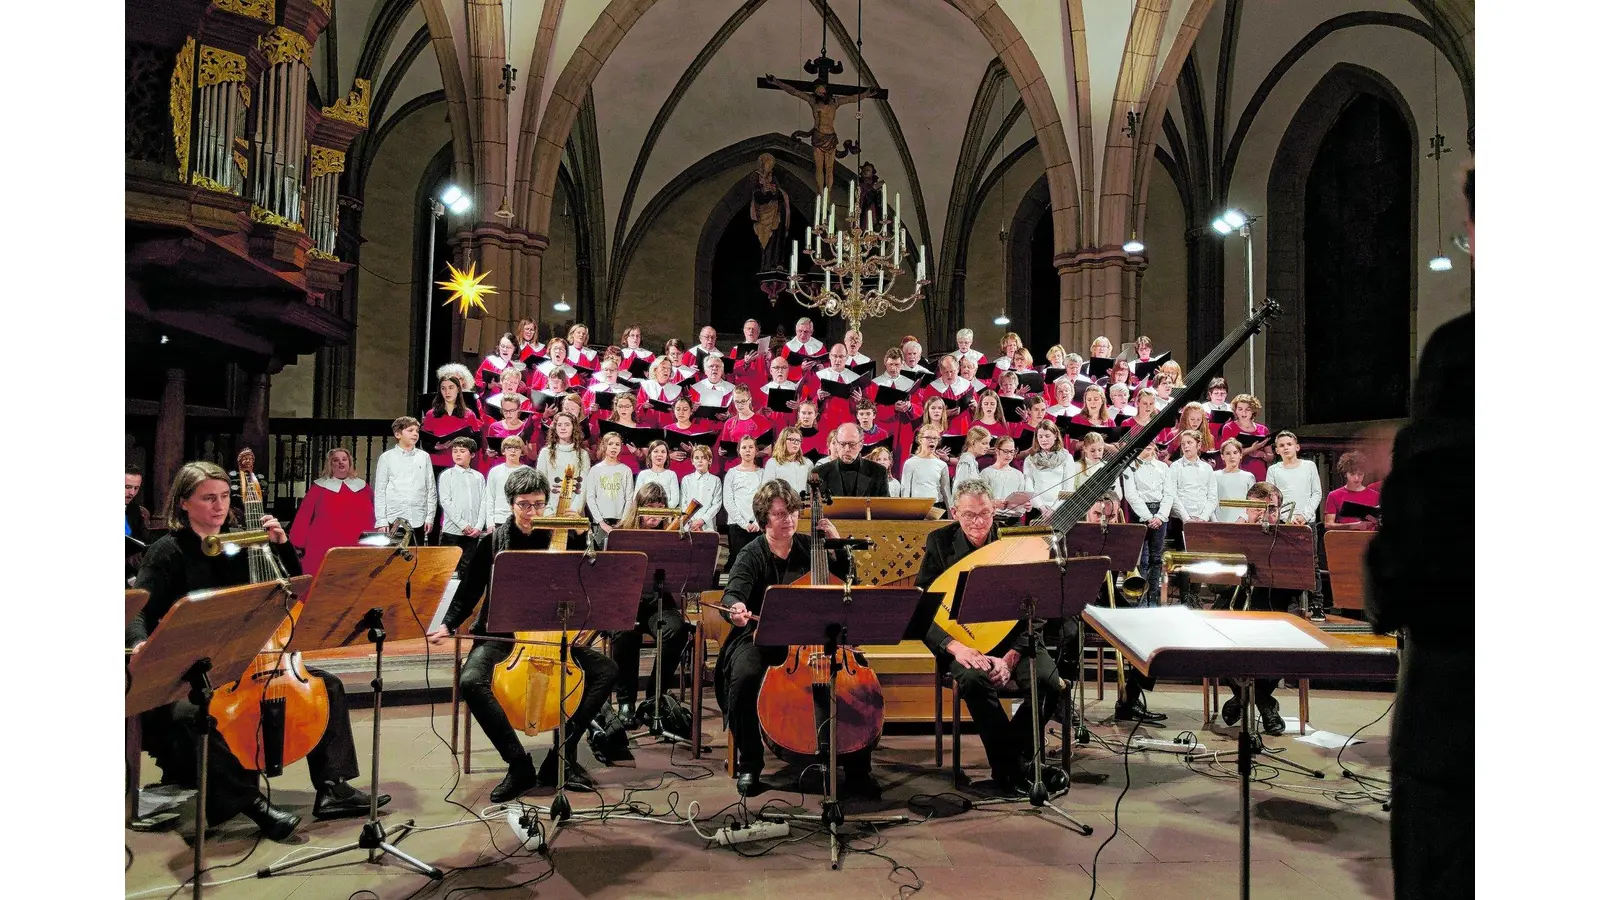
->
xmin=184 ymin=660 xmax=215 ymax=897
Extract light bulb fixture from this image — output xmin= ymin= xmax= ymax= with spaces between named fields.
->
xmin=1425 ymin=49 xmax=1453 ymax=275
xmin=1212 ymin=208 xmax=1248 ymax=234
xmin=993 ymin=313 xmax=1011 ymax=326
xmin=493 ymin=196 xmax=514 ymax=221
xmin=1122 ymin=233 xmax=1145 ymax=254
xmin=552 ymin=295 xmax=571 ymax=313
xmin=439 ymin=184 xmax=472 ymax=215
xmin=1428 ymin=255 xmax=1453 ymax=272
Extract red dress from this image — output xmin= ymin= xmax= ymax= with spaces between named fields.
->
xmin=665 ymin=421 xmax=720 ymax=477
xmin=422 ymin=406 xmax=483 ymax=468
xmin=1218 ymin=421 xmax=1271 ymax=481
xmin=289 ymin=478 xmax=375 ymax=575
xmin=718 ymin=414 xmax=775 ymax=466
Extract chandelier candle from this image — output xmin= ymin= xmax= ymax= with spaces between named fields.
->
xmin=784 ymin=175 xmax=930 ymax=333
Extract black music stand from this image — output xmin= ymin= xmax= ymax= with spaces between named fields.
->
xmin=754 ymin=585 xmax=924 ymax=870
xmin=955 ymin=557 xmax=1109 ymax=834
xmin=257 ymin=547 xmax=459 ymax=880
xmin=604 ymin=530 xmax=720 ymax=745
xmin=126 ymin=577 xmax=306 ymax=900
xmin=484 ymin=551 xmax=646 ymax=829
xmin=1061 ymin=521 xmax=1147 ymax=736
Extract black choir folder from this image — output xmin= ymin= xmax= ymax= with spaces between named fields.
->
xmin=1085 ymin=356 xmax=1115 ymax=379
xmin=869 ymin=384 xmax=909 ymax=407
xmin=625 ymin=355 xmax=653 ymax=379
xmin=816 ymin=376 xmax=859 ymax=400
xmin=598 ymin=420 xmax=663 ymax=448
xmin=763 ymin=386 xmax=799 ymax=412
xmin=1338 ymin=500 xmax=1381 ymax=521
xmin=1063 ymin=420 xmax=1127 ymax=443
xmin=1132 ymin=352 xmax=1173 ymax=381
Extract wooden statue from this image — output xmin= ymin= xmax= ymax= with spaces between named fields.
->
xmin=750 ymin=153 xmax=791 ymax=274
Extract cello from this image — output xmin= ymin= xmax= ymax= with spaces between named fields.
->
xmin=756 ymin=473 xmax=885 ymax=759
xmin=489 ymin=465 xmax=592 ymax=734
xmin=212 ymin=471 xmax=332 ymax=775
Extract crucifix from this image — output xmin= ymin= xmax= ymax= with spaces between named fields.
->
xmin=758 ymin=52 xmax=888 ymax=195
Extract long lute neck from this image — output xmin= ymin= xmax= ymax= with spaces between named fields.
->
xmin=1047 ymin=300 xmax=1281 ymax=532
xmin=241 ymin=471 xmax=272 ymax=583
xmin=809 ymin=488 xmax=826 ymax=583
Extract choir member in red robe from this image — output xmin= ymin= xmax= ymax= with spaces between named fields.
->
xmin=689 ymin=355 xmax=736 ymax=420
xmin=951 ymin=327 xmax=986 ymax=369
xmin=757 ymin=355 xmax=803 ymax=427
xmin=811 ymin=343 xmax=864 ymax=435
xmin=866 ymin=347 xmax=918 ymax=467
xmin=664 ymin=339 xmax=700 ymax=384
xmin=665 ymin=395 xmax=717 ymax=478
xmin=918 ymin=355 xmax=975 ymax=434
xmin=475 ymin=333 xmax=519 ymax=392
xmin=855 ymin=401 xmax=895 ymax=458
xmin=686 ymin=324 xmax=723 ymax=372
xmin=778 ymin=316 xmax=828 ymax=375
xmin=794 ymin=400 xmax=828 ymax=463
xmin=638 ymin=357 xmax=685 ymax=427
xmin=618 ymin=323 xmax=656 ymax=384
xmin=727 ymin=318 xmax=771 ymax=393
xmin=515 ymin=318 xmax=547 ymax=368
xmin=1218 ymin=393 xmax=1273 ymax=481
xmin=483 ymin=393 xmax=539 ymax=473
xmin=718 ymin=385 xmax=774 ymax=466
xmin=1324 ymin=451 xmax=1382 ymax=531
xmin=528 ymin=338 xmax=578 ymax=393
xmin=289 ymin=447 xmax=375 ymax=575
xmin=582 ymin=357 xmax=633 ymax=423
xmin=566 ymin=324 xmax=599 ymax=382
xmin=841 ymin=329 xmax=875 ymax=380
xmin=423 ymin=364 xmax=483 ymax=472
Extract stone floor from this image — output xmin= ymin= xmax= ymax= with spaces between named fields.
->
xmin=125 ymin=685 xmax=1396 ymax=899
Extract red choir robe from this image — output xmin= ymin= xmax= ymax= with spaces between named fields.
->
xmin=757 ymin=379 xmax=804 ymax=427
xmin=670 ymin=363 xmax=700 ymax=385
xmin=665 ymin=420 xmax=721 ymax=477
xmin=917 ymin=376 xmax=976 ymax=434
xmin=619 ymin=347 xmax=656 ymax=383
xmin=583 ymin=381 xmax=634 ymax=423
xmin=289 ymin=477 xmax=375 ymax=575
xmin=475 ymin=355 xmax=517 ymax=392
xmin=689 ymin=378 xmax=736 ymax=420
xmin=727 ymin=340 xmax=771 ymax=394
xmin=718 ymin=413 xmax=775 ymax=465
xmin=568 ymin=345 xmax=600 ymax=378
xmin=858 ymin=423 xmax=895 ymax=458
xmin=1218 ymin=420 xmax=1272 ymax=481
xmin=422 ymin=406 xmax=483 ymax=468
xmin=866 ymin=373 xmax=918 ymax=467
xmin=481 ymin=417 xmax=539 ymax=473
xmin=810 ymin=367 xmax=863 ymax=436
xmin=517 ymin=341 xmax=548 ymax=368
xmin=778 ymin=336 xmax=828 ymax=373
xmin=528 ymin=360 xmax=578 ymax=393
xmin=637 ymin=379 xmax=685 ymax=427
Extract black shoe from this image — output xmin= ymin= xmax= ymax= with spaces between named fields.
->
xmin=1258 ymin=701 xmax=1286 ymax=737
xmin=490 ymin=754 xmax=540 ymax=803
xmin=539 ymin=753 xmax=594 ymax=790
xmin=1115 ymin=700 xmax=1168 ymax=724
xmin=1221 ymin=696 xmax=1242 ymax=727
xmin=242 ymin=794 xmax=300 ymax=842
xmin=840 ymin=769 xmax=881 ymax=801
xmin=736 ymin=772 xmax=762 ymax=797
xmin=313 ymin=780 xmax=390 ymax=820
xmin=1037 ymin=765 xmax=1069 ymax=794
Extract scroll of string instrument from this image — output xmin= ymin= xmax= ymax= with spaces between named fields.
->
xmin=756 ymin=472 xmax=884 ymax=759
xmin=490 ymin=464 xmax=594 ymax=736
xmin=213 ymin=470 xmax=331 ymax=775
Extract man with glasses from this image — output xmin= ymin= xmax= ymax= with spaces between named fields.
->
xmin=916 ymin=480 xmax=1069 ymax=794
xmin=810 ymin=423 xmax=891 ymax=498
xmin=427 ymin=467 xmax=619 ymax=802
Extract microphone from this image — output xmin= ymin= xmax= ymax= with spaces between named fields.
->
xmin=822 ymin=537 xmax=876 ymax=551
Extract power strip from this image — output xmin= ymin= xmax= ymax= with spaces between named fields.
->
xmin=506 ymin=807 xmax=546 ymax=850
xmin=714 ymin=820 xmax=791 ymax=846
xmin=1132 ymin=737 xmax=1207 ymax=755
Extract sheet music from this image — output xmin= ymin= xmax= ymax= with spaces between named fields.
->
xmin=1088 ymin=606 xmax=1324 ymax=662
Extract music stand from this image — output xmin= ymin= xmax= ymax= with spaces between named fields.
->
xmin=1082 ymin=606 xmax=1396 ymax=900
xmin=257 ymin=547 xmax=458 ymax=880
xmin=126 ymin=576 xmax=307 ymax=900
xmin=955 ymin=557 xmax=1109 ymax=834
xmin=125 ymin=589 xmax=149 ymax=631
xmin=1061 ymin=522 xmax=1147 ymax=735
xmin=484 ymin=551 xmax=646 ymax=829
xmin=605 ymin=530 xmax=720 ymax=744
xmin=754 ymin=585 xmax=924 ymax=870
xmin=823 ymin=496 xmax=935 ymax=520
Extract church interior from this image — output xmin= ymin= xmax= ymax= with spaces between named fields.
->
xmin=118 ymin=1 xmax=1477 ymax=897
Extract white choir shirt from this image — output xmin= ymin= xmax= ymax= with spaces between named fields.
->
xmin=584 ymin=460 xmax=635 ymax=523
xmin=1153 ymin=395 xmax=1173 ymax=412
xmin=636 ymin=467 xmax=681 ymax=509
xmin=953 ymin=452 xmax=982 ymax=488
xmin=925 ymin=376 xmax=973 ymax=398
xmin=438 ymin=465 xmax=487 ymax=535
xmin=482 ymin=462 xmax=526 ymax=528
xmin=844 ymin=352 xmax=873 ymax=369
xmin=638 ymin=380 xmax=683 ymax=409
xmin=814 ymin=367 xmax=860 ymax=399
xmin=980 ymin=463 xmax=1027 ymax=508
xmin=871 ymin=373 xmax=916 ymax=394
xmin=886 ymin=475 xmax=902 ymax=497
xmin=1213 ymin=469 xmax=1258 ymax=523
xmin=1266 ymin=459 xmax=1323 ymax=521
xmin=569 ymin=346 xmax=599 ymax=370
xmin=1110 ymin=403 xmax=1137 ymax=419
xmin=722 ymin=466 xmax=765 ymax=529
xmin=536 ymin=360 xmax=578 ymax=382
xmin=1023 ymin=452 xmax=1073 ymax=513
xmin=784 ymin=336 xmax=826 ymax=359
xmin=690 ymin=379 xmax=735 ymax=409
xmin=762 ymin=457 xmax=814 ymax=493
xmin=536 ymin=443 xmax=591 ymax=516
xmin=373 ymin=445 xmax=437 ymax=529
xmin=680 ymin=471 xmax=723 ymax=530
xmin=1166 ymin=456 xmax=1218 ymax=522
xmin=952 ymin=348 xmax=986 ymax=367
xmin=1044 ymin=403 xmax=1081 ymax=419
xmin=900 ymin=456 xmax=951 ymax=506
xmin=1123 ymin=459 xmax=1173 ymax=522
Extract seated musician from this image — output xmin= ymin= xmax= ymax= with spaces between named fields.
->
xmin=916 ymin=479 xmax=1069 ymax=794
xmin=810 ymin=423 xmax=892 ymax=497
xmin=607 ymin=483 xmax=694 ymax=727
xmin=1218 ymin=482 xmax=1296 ymax=736
xmin=426 ymin=467 xmax=619 ymax=801
xmin=129 ymin=462 xmax=387 ymax=842
xmin=718 ymin=480 xmax=871 ymax=798
xmin=1079 ymin=492 xmax=1168 ymax=725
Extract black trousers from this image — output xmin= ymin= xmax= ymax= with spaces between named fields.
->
xmin=719 ymin=637 xmax=872 ymax=778
xmin=725 ymin=524 xmax=758 ymax=574
xmin=439 ymin=532 xmax=480 ymax=577
xmin=140 ymin=667 xmax=361 ymax=825
xmin=459 ymin=638 xmax=618 ymax=765
xmin=1391 ymin=770 xmax=1474 ymax=898
xmin=609 ymin=595 xmax=691 ymax=705
xmin=947 ymin=649 xmax=1061 ymax=780
xmin=1137 ymin=506 xmax=1166 ymax=608
xmin=1221 ymin=588 xmax=1298 ymax=704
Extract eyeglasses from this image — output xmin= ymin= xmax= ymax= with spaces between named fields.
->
xmin=513 ymin=501 xmax=548 ymax=512
xmin=835 ymin=440 xmax=862 ymax=448
xmin=954 ymin=511 xmax=993 ymax=523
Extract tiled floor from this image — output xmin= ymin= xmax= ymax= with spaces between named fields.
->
xmin=126 ymin=685 xmax=1396 ymax=899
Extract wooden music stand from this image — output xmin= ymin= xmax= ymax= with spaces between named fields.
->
xmin=605 ymin=530 xmax=720 ymax=743
xmin=1060 ymin=521 xmax=1152 ymax=730
xmin=823 ymin=496 xmax=935 ymax=520
xmin=126 ymin=576 xmax=308 ymax=900
xmin=482 ymin=551 xmax=646 ymax=828
xmin=1323 ymin=530 xmax=1376 ymax=612
xmin=1181 ymin=521 xmax=1317 ymax=594
xmin=125 ymin=589 xmax=150 ymax=631
xmin=956 ymin=557 xmax=1109 ymax=834
xmin=258 ymin=548 xmax=458 ymax=881
xmin=754 ymin=585 xmax=924 ymax=870
xmin=1082 ymin=606 xmax=1397 ymax=900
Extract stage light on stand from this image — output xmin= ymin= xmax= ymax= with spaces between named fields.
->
xmin=1428 ymin=255 xmax=1453 ymax=272
xmin=1212 ymin=209 xmax=1247 ymax=234
xmin=439 ymin=184 xmax=472 ymax=215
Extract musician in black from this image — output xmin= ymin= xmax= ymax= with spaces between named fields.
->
xmin=717 ymin=480 xmax=867 ymax=798
xmin=1078 ymin=499 xmax=1167 ymax=725
xmin=916 ymin=479 xmax=1069 ymax=794
xmin=426 ymin=466 xmax=619 ymax=802
xmin=1217 ymin=481 xmax=1297 ymax=736
xmin=129 ymin=462 xmax=385 ymax=842
xmin=809 ymin=423 xmax=892 ymax=497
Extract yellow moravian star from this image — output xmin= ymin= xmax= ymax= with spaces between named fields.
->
xmin=437 ymin=260 xmax=496 ymax=314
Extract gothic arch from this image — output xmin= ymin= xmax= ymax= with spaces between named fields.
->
xmin=1003 ymin=172 xmax=1054 ymax=350
xmin=1265 ymin=62 xmax=1418 ymax=429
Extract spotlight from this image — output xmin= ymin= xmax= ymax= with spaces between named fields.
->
xmin=993 ymin=313 xmax=1010 ymax=326
xmin=1222 ymin=209 xmax=1247 ymax=230
xmin=1428 ymin=255 xmax=1453 ymax=272
xmin=439 ymin=184 xmax=472 ymax=215
xmin=553 ymin=295 xmax=572 ymax=313
xmin=160 ymin=335 xmax=169 ymax=345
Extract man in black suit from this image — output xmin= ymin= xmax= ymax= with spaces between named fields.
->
xmin=809 ymin=423 xmax=891 ymax=497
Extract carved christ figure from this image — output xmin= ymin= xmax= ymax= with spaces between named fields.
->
xmin=750 ymin=153 xmax=791 ymax=274
xmin=764 ymin=73 xmax=879 ymax=194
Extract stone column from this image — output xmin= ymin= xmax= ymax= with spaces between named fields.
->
xmin=153 ymin=368 xmax=186 ymax=508
xmin=1056 ymin=248 xmax=1141 ymax=350
xmin=240 ymin=371 xmax=271 ymax=459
